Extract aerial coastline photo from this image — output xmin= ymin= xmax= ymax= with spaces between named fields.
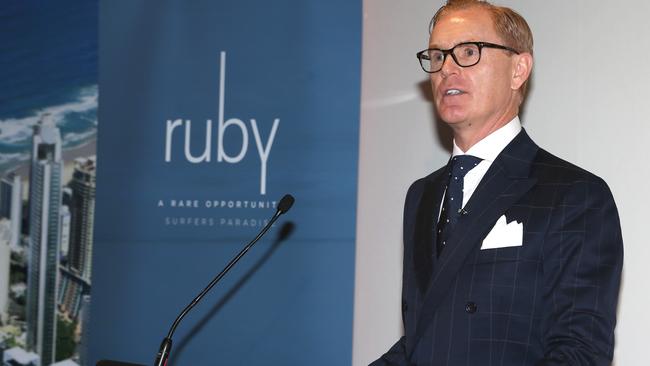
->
xmin=0 ymin=1 xmax=98 ymax=365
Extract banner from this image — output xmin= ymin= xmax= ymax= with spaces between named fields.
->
xmin=90 ymin=1 xmax=361 ymax=365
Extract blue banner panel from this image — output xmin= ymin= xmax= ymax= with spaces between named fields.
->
xmin=91 ymin=1 xmax=360 ymax=365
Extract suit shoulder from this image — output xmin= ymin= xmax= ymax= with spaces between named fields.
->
xmin=406 ymin=167 xmax=446 ymax=195
xmin=533 ymin=148 xmax=610 ymax=188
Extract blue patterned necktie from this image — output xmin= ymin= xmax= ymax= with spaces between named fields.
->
xmin=436 ymin=155 xmax=483 ymax=256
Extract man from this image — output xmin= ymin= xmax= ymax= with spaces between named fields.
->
xmin=372 ymin=1 xmax=623 ymax=365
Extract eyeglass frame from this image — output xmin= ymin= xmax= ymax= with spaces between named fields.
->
xmin=416 ymin=41 xmax=520 ymax=73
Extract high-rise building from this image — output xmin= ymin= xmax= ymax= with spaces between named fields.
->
xmin=0 ymin=175 xmax=12 ymax=218
xmin=57 ymin=158 xmax=95 ymax=334
xmin=67 ymin=157 xmax=95 ymax=282
xmin=0 ymin=219 xmax=10 ymax=324
xmin=77 ymin=294 xmax=91 ymax=366
xmin=57 ymin=269 xmax=88 ymax=321
xmin=0 ymin=172 xmax=23 ymax=248
xmin=59 ymin=205 xmax=70 ymax=261
xmin=26 ymin=118 xmax=63 ymax=366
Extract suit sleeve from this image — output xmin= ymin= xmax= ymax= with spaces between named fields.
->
xmin=370 ymin=179 xmax=427 ymax=366
xmin=369 ymin=337 xmax=409 ymax=366
xmin=536 ymin=178 xmax=623 ymax=365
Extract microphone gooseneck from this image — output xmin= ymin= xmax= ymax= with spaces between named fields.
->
xmin=154 ymin=194 xmax=294 ymax=366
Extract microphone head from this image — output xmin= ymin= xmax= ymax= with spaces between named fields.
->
xmin=277 ymin=194 xmax=295 ymax=214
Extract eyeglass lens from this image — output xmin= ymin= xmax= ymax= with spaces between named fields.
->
xmin=423 ymin=43 xmax=481 ymax=72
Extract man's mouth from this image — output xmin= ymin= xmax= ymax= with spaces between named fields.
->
xmin=444 ymin=89 xmax=464 ymax=96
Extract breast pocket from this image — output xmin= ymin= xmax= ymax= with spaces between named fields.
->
xmin=474 ymin=245 xmax=523 ymax=264
xmin=473 ymin=210 xmax=544 ymax=264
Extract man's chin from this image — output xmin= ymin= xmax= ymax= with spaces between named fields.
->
xmin=439 ymin=115 xmax=468 ymax=126
xmin=436 ymin=106 xmax=468 ymax=125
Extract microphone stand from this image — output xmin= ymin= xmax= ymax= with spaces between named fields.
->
xmin=153 ymin=194 xmax=294 ymax=366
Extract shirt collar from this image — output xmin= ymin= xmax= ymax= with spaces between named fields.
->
xmin=451 ymin=116 xmax=522 ymax=162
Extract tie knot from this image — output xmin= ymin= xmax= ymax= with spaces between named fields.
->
xmin=449 ymin=155 xmax=482 ymax=179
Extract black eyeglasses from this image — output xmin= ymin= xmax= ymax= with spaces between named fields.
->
xmin=416 ymin=41 xmax=520 ymax=73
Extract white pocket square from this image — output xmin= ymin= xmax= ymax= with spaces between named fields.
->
xmin=480 ymin=215 xmax=523 ymax=250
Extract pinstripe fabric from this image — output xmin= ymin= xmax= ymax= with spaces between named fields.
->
xmin=371 ymin=130 xmax=623 ymax=366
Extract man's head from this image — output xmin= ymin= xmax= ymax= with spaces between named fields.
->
xmin=423 ymin=0 xmax=533 ymax=141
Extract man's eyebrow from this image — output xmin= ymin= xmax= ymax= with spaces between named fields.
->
xmin=429 ymin=40 xmax=477 ymax=49
xmin=428 ymin=41 xmax=460 ymax=49
xmin=429 ymin=43 xmax=451 ymax=50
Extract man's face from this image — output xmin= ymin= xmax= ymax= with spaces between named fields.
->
xmin=429 ymin=7 xmax=518 ymax=129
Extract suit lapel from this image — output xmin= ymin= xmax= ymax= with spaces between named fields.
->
xmin=411 ymin=130 xmax=540 ymax=347
xmin=412 ymin=166 xmax=448 ymax=293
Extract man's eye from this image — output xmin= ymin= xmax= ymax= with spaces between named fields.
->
xmin=460 ymin=46 xmax=477 ymax=57
xmin=430 ymin=52 xmax=444 ymax=62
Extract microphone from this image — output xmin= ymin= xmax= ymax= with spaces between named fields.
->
xmin=277 ymin=194 xmax=294 ymax=214
xmin=153 ymin=194 xmax=295 ymax=366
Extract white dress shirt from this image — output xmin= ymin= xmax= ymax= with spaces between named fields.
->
xmin=451 ymin=116 xmax=522 ymax=208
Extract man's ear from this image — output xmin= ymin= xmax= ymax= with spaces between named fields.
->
xmin=511 ymin=52 xmax=533 ymax=91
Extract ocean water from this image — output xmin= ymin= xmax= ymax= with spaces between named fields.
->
xmin=0 ymin=0 xmax=98 ymax=172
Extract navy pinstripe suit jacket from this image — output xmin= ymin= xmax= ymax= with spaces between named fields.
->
xmin=372 ymin=130 xmax=623 ymax=366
